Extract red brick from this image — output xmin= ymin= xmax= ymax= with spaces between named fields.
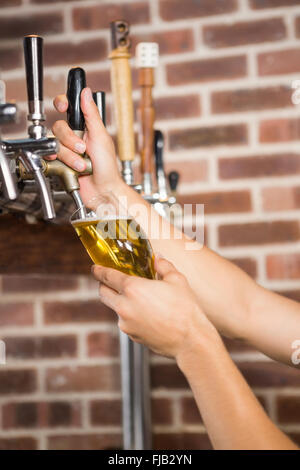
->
xmin=0 ymin=12 xmax=63 ymax=39
xmin=262 ymin=186 xmax=300 ymax=211
xmin=260 ymin=118 xmax=300 ymax=143
xmin=72 ymin=2 xmax=150 ymax=31
xmin=219 ymin=153 xmax=300 ymax=179
xmin=277 ymin=290 xmax=300 ymax=302
xmin=177 ymin=190 xmax=251 ymax=214
xmin=277 ymin=396 xmax=300 ymax=424
xmin=167 ymin=55 xmax=247 ymax=86
xmin=165 ymin=160 xmax=208 ymax=183
xmin=46 ymin=364 xmax=120 ymax=392
xmin=228 ymin=257 xmax=257 ymax=278
xmin=0 ymin=369 xmax=36 ymax=395
xmin=159 ymin=0 xmax=237 ymax=21
xmin=151 ymin=363 xmax=189 ymax=390
xmin=4 ymin=335 xmax=77 ymax=360
xmin=0 ymin=437 xmax=37 ymax=450
xmin=48 ymin=433 xmax=122 ymax=450
xmin=132 ymin=29 xmax=194 ymax=55
xmin=6 ymin=74 xmax=65 ymax=103
xmin=212 ymin=86 xmax=292 ymax=114
xmin=287 ymin=433 xmax=300 ymax=447
xmin=219 ymin=221 xmax=300 ymax=247
xmin=3 ymin=400 xmax=81 ymax=429
xmin=0 ymin=303 xmax=34 ymax=327
xmin=223 ymin=337 xmax=255 ymax=353
xmin=250 ymin=0 xmax=300 ymax=7
xmin=239 ymin=362 xmax=300 ymax=387
xmin=169 ymin=124 xmax=247 ymax=150
xmin=266 ymin=253 xmax=300 ymax=279
xmin=152 ymin=398 xmax=173 ymax=425
xmin=295 ymin=17 xmax=300 ymax=38
xmin=153 ymin=432 xmax=212 ymax=450
xmin=204 ymin=18 xmax=285 ymax=48
xmin=0 ymin=0 xmax=21 ymax=5
xmin=0 ymin=109 xmax=27 ymax=137
xmin=258 ymin=49 xmax=300 ymax=76
xmin=86 ymin=69 xmax=111 ymax=93
xmin=44 ymin=300 xmax=116 ymax=324
xmin=2 ymin=275 xmax=78 ymax=293
xmin=181 ymin=397 xmax=202 ymax=424
xmin=0 ymin=46 xmax=22 ymax=71
xmin=45 ymin=38 xmax=107 ymax=67
xmin=90 ymin=399 xmax=121 ymax=426
xmin=155 ymin=94 xmax=201 ymax=121
xmin=87 ymin=331 xmax=119 ymax=357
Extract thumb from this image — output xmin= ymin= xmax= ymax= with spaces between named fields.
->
xmin=80 ymin=87 xmax=106 ymax=138
xmin=155 ymin=256 xmax=178 ymax=279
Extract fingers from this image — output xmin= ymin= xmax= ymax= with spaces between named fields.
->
xmin=52 ymin=120 xmax=86 ymax=171
xmin=98 ymin=284 xmax=120 ymax=311
xmin=53 ymin=94 xmax=68 ymax=113
xmin=92 ymin=265 xmax=129 ymax=293
xmin=155 ymin=256 xmax=177 ymax=278
xmin=81 ymin=87 xmax=106 ymax=138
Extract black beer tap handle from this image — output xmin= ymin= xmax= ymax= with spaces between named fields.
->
xmin=23 ymin=35 xmax=44 ymax=106
xmin=154 ymin=130 xmax=164 ymax=174
xmin=168 ymin=170 xmax=179 ymax=193
xmin=67 ymin=67 xmax=86 ymax=132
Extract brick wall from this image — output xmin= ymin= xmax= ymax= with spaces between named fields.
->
xmin=0 ymin=0 xmax=300 ymax=450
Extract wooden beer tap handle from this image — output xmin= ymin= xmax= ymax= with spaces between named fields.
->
xmin=109 ymin=21 xmax=135 ymax=164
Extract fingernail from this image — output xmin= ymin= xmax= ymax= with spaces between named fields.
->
xmin=74 ymin=160 xmax=86 ymax=172
xmin=56 ymin=101 xmax=65 ymax=112
xmin=74 ymin=142 xmax=86 ymax=154
xmin=85 ymin=87 xmax=93 ymax=102
xmin=156 ymin=252 xmax=165 ymax=259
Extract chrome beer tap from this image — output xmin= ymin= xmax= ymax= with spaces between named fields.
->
xmin=1 ymin=35 xmax=58 ymax=220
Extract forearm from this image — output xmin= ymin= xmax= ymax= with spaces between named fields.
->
xmin=109 ymin=180 xmax=300 ymax=365
xmin=177 ymin=332 xmax=298 ymax=450
xmin=109 ymin=180 xmax=259 ymax=340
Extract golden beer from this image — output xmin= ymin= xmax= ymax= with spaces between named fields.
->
xmin=72 ymin=217 xmax=155 ymax=280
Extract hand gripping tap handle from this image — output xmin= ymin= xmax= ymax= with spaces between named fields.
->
xmin=23 ymin=35 xmax=45 ymax=122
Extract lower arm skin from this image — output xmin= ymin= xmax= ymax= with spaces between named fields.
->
xmin=109 ymin=181 xmax=300 ymax=366
xmin=177 ymin=331 xmax=298 ymax=450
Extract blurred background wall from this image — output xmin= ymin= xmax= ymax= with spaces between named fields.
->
xmin=0 ymin=0 xmax=300 ymax=450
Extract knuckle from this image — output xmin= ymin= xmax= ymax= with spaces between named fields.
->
xmin=123 ymin=278 xmax=135 ymax=296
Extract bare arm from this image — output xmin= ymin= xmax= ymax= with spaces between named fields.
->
xmin=52 ymin=89 xmax=300 ymax=367
xmin=92 ymin=258 xmax=298 ymax=450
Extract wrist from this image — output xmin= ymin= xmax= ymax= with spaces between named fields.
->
xmin=176 ymin=319 xmax=224 ymax=376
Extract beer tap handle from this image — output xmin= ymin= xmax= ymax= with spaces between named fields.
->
xmin=93 ymin=91 xmax=106 ymax=127
xmin=67 ymin=67 xmax=86 ymax=137
xmin=168 ymin=170 xmax=179 ymax=194
xmin=154 ymin=130 xmax=168 ymax=201
xmin=109 ymin=20 xmax=135 ymax=185
xmin=23 ymin=35 xmax=45 ymax=124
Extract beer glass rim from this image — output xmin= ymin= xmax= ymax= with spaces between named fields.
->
xmin=70 ymin=191 xmax=130 ymax=225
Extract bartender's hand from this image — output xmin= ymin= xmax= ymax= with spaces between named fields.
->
xmin=92 ymin=256 xmax=219 ymax=359
xmin=50 ymin=87 xmax=123 ymax=205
